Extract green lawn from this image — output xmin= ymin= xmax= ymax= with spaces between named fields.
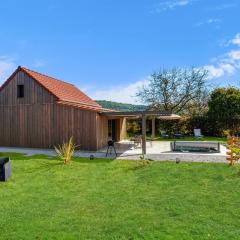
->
xmin=0 ymin=153 xmax=239 ymax=240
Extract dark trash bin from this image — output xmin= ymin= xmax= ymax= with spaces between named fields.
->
xmin=0 ymin=157 xmax=11 ymax=181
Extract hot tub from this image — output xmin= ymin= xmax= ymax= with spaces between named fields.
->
xmin=171 ymin=141 xmax=220 ymax=153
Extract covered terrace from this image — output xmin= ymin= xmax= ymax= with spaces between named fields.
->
xmin=100 ymin=110 xmax=181 ymax=155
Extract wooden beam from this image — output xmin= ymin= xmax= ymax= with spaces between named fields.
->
xmin=100 ymin=110 xmax=172 ymax=117
xmin=142 ymin=114 xmax=146 ymax=155
xmin=151 ymin=117 xmax=155 ymax=139
xmin=120 ymin=117 xmax=127 ymax=140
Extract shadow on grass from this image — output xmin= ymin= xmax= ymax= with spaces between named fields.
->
xmin=20 ymin=152 xmax=112 ymax=162
xmin=1 ymin=152 xmax=115 ymax=176
xmin=25 ymin=161 xmax=63 ymax=174
xmin=0 ymin=152 xmax=115 ymax=163
xmin=0 ymin=152 xmax=28 ymax=159
xmin=71 ymin=157 xmax=114 ymax=164
xmin=0 ymin=152 xmax=55 ymax=160
xmin=127 ymin=159 xmax=154 ymax=171
xmin=27 ymin=157 xmax=114 ymax=173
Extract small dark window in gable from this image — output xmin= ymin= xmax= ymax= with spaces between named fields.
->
xmin=17 ymin=85 xmax=24 ymax=98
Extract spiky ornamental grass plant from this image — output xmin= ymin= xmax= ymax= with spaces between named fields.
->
xmin=54 ymin=137 xmax=76 ymax=164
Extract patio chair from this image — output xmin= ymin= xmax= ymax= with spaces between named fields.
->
xmin=194 ymin=129 xmax=204 ymax=138
xmin=173 ymin=132 xmax=183 ymax=138
xmin=133 ymin=135 xmax=142 ymax=148
xmin=160 ymin=130 xmax=169 ymax=138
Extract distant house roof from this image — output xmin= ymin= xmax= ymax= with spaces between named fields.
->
xmin=1 ymin=66 xmax=103 ymax=111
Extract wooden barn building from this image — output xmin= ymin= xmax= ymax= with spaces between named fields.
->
xmin=0 ymin=66 xmax=127 ymax=150
xmin=0 ymin=66 xmax=177 ymax=153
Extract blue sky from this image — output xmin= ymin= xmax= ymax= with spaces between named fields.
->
xmin=0 ymin=0 xmax=240 ymax=103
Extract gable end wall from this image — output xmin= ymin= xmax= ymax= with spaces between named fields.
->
xmin=0 ymin=70 xmax=102 ymax=150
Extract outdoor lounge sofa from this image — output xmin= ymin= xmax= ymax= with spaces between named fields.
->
xmin=0 ymin=157 xmax=11 ymax=181
xmin=160 ymin=130 xmax=169 ymax=138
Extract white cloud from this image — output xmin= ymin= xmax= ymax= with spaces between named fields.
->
xmin=153 ymin=0 xmax=192 ymax=12
xmin=203 ymin=65 xmax=225 ymax=79
xmin=195 ymin=18 xmax=221 ymax=27
xmin=170 ymin=0 xmax=190 ymax=8
xmin=228 ymin=50 xmax=240 ymax=60
xmin=220 ymin=63 xmax=236 ymax=75
xmin=231 ymin=33 xmax=240 ymax=46
xmin=204 ymin=63 xmax=237 ymax=79
xmin=211 ymin=3 xmax=237 ymax=11
xmin=204 ymin=60 xmax=238 ymax=80
xmin=203 ymin=33 xmax=240 ymax=80
xmin=0 ymin=56 xmax=17 ymax=84
xmin=207 ymin=18 xmax=219 ymax=24
xmin=90 ymin=78 xmax=149 ymax=104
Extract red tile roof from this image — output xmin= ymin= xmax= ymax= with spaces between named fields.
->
xmin=1 ymin=66 xmax=103 ymax=111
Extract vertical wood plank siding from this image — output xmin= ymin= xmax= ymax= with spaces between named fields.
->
xmin=0 ymin=71 xmax=55 ymax=105
xmin=0 ymin=71 xmax=107 ymax=150
xmin=0 ymin=104 xmax=100 ymax=150
xmin=96 ymin=114 xmax=108 ymax=149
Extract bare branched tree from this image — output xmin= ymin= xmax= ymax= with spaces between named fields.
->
xmin=136 ymin=67 xmax=210 ymax=115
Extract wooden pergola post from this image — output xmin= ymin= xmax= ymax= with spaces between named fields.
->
xmin=151 ymin=117 xmax=155 ymax=139
xmin=142 ymin=114 xmax=146 ymax=155
xmin=120 ymin=117 xmax=127 ymax=140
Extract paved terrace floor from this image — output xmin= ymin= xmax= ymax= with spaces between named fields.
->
xmin=0 ymin=141 xmax=227 ymax=163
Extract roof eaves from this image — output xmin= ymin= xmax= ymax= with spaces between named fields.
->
xmin=57 ymin=100 xmax=103 ymax=112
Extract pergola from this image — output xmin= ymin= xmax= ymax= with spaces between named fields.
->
xmin=101 ymin=111 xmax=181 ymax=155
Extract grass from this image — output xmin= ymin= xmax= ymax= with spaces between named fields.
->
xmin=1 ymin=152 xmax=240 ymax=239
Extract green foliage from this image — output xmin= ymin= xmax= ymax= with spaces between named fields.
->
xmin=130 ymin=155 xmax=153 ymax=170
xmin=1 ymin=155 xmax=240 ymax=239
xmin=126 ymin=119 xmax=141 ymax=135
xmin=154 ymin=86 xmax=240 ymax=136
xmin=208 ymin=87 xmax=240 ymax=135
xmin=158 ymin=117 xmax=191 ymax=136
xmin=126 ymin=116 xmax=228 ymax=138
xmin=208 ymin=87 xmax=240 ymax=118
xmin=127 ymin=86 xmax=240 ymax=137
xmin=229 ymin=145 xmax=240 ymax=161
xmin=133 ymin=159 xmax=152 ymax=170
xmin=96 ymin=100 xmax=146 ymax=111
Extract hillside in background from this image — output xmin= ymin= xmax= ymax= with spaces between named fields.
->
xmin=96 ymin=100 xmax=146 ymax=112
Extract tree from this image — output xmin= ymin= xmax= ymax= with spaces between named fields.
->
xmin=136 ymin=67 xmax=209 ymax=115
xmin=208 ymin=87 xmax=240 ymax=134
